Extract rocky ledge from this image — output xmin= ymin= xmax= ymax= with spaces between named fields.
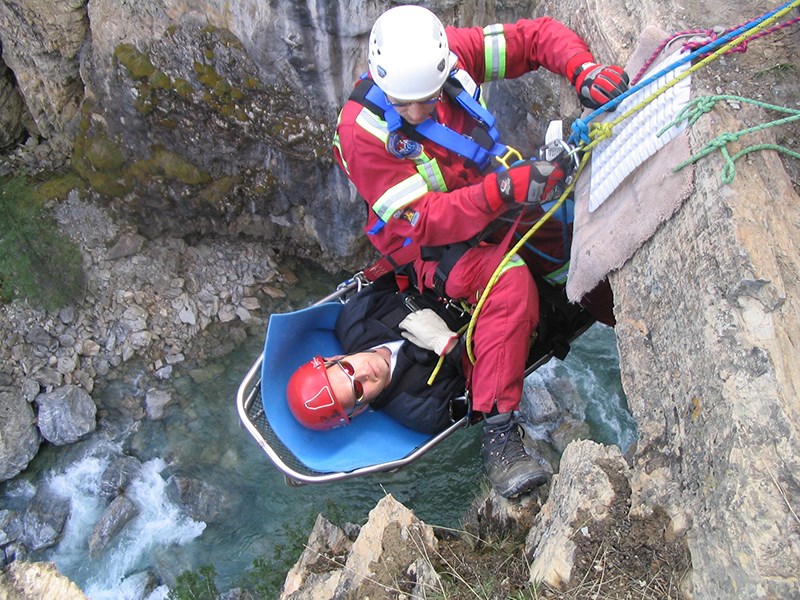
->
xmin=281 ymin=441 xmax=690 ymax=599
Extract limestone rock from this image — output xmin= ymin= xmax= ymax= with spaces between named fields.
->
xmin=0 ymin=0 xmax=87 ymax=142
xmin=525 ymin=441 xmax=625 ymax=587
xmin=281 ymin=494 xmax=441 ymax=600
xmin=0 ymin=62 xmax=26 ymax=150
xmin=0 ymin=561 xmax=87 ymax=600
xmin=520 ymin=379 xmax=559 ymax=424
xmin=462 ymin=488 xmax=544 ymax=550
xmin=0 ymin=390 xmax=41 ymax=481
xmin=281 ymin=514 xmax=352 ymax=599
xmin=144 ymin=388 xmax=173 ymax=420
xmin=106 ymin=233 xmax=146 ymax=260
xmin=34 ymin=385 xmax=96 ymax=445
xmin=99 ymin=454 xmax=143 ymax=500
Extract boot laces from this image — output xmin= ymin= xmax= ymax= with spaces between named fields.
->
xmin=486 ymin=419 xmax=529 ymax=465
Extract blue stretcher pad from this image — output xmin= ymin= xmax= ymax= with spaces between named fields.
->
xmin=260 ymin=302 xmax=432 ymax=473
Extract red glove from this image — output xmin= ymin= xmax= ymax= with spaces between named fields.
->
xmin=572 ymin=62 xmax=629 ymax=109
xmin=483 ymin=160 xmax=566 ymax=209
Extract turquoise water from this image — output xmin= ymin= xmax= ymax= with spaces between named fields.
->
xmin=1 ymin=265 xmax=634 ymax=599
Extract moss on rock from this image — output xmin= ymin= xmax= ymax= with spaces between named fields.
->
xmin=114 ymin=43 xmax=156 ymax=80
xmin=152 ymin=147 xmax=211 ymax=185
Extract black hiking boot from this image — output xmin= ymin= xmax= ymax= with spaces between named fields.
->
xmin=480 ymin=412 xmax=548 ymax=498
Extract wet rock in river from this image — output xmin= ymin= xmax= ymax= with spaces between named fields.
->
xmin=99 ymin=454 xmax=143 ymax=500
xmin=145 ymin=388 xmax=173 ymax=420
xmin=88 ymin=494 xmax=139 ymax=554
xmin=166 ymin=476 xmax=232 ymax=524
xmin=21 ymin=484 xmax=70 ymax=551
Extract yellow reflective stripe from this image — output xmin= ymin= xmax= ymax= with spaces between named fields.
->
xmin=497 ymin=254 xmax=526 ymax=275
xmin=372 ymin=175 xmax=429 ymax=221
xmin=332 ymin=132 xmax=349 ymax=174
xmin=542 ymin=261 xmax=570 ymax=286
xmin=483 ymin=24 xmax=507 ymax=81
xmin=355 ymin=107 xmax=390 ymax=144
xmin=348 ymin=105 xmax=450 ymax=203
xmin=353 ymin=105 xmax=448 ymax=195
xmin=417 ymin=159 xmax=447 ymax=192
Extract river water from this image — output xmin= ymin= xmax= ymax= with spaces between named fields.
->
xmin=1 ymin=261 xmax=635 ymax=599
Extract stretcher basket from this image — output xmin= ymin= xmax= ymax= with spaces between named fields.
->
xmin=236 ymin=273 xmax=595 ymax=486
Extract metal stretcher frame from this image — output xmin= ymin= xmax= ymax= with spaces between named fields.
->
xmin=236 ymin=273 xmax=596 ymax=486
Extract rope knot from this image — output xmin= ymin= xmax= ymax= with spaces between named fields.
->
xmin=694 ymin=97 xmax=718 ymax=115
xmin=711 ymin=132 xmax=741 ymax=147
xmin=570 ymin=119 xmax=591 ymax=145
xmin=589 ymin=122 xmax=614 ymax=145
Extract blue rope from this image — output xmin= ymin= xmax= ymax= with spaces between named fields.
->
xmin=568 ymin=0 xmax=798 ymax=145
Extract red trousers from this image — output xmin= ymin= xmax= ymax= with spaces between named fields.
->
xmin=421 ymin=244 xmax=538 ymax=414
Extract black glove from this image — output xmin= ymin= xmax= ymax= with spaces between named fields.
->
xmin=484 ymin=160 xmax=566 ymax=207
xmin=573 ymin=62 xmax=630 ymax=109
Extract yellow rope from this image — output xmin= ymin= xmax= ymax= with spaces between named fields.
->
xmin=463 ymin=0 xmax=799 ymax=364
xmin=465 ymin=152 xmax=591 ymax=364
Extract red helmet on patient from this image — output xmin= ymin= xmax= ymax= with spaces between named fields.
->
xmin=287 ymin=356 xmax=351 ymax=431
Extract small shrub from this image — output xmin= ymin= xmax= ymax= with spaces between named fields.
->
xmin=168 ymin=565 xmax=219 ymax=600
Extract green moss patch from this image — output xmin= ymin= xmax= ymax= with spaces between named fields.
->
xmin=114 ymin=43 xmax=156 ymax=80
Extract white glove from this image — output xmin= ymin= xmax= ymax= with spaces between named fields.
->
xmin=399 ymin=309 xmax=459 ymax=356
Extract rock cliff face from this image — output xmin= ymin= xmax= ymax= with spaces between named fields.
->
xmin=0 ymin=0 xmax=798 ymax=597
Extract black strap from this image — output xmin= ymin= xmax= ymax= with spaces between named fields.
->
xmin=432 ymin=242 xmax=472 ymax=297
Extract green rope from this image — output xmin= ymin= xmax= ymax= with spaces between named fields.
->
xmin=660 ymin=94 xmax=800 ymax=183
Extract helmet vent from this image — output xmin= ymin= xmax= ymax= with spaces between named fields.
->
xmin=436 ymin=58 xmax=445 ymax=73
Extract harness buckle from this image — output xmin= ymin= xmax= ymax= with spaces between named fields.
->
xmin=494 ymin=146 xmax=523 ymax=170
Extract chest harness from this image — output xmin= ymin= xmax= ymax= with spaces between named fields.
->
xmin=349 ymin=69 xmax=572 ymax=291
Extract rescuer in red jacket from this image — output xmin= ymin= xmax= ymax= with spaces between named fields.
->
xmin=331 ymin=5 xmax=628 ymax=498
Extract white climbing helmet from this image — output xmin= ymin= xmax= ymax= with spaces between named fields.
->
xmin=368 ymin=5 xmax=452 ymax=101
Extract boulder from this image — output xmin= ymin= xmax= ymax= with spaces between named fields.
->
xmin=0 ymin=390 xmax=41 ymax=481
xmin=166 ymin=476 xmax=232 ymax=523
xmin=0 ymin=560 xmax=88 ymax=600
xmin=526 ymin=440 xmax=691 ymax=593
xmin=144 ymin=388 xmax=173 ymax=420
xmin=87 ymin=494 xmax=139 ymax=554
xmin=99 ymin=454 xmax=143 ymax=500
xmin=21 ymin=484 xmax=70 ymax=551
xmin=34 ymin=385 xmax=96 ymax=445
xmin=281 ymin=494 xmax=441 ymax=600
xmin=281 ymin=514 xmax=352 ymax=599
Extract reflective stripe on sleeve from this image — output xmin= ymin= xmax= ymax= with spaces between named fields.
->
xmin=416 ymin=160 xmax=447 ymax=193
xmin=483 ymin=24 xmax=507 ymax=82
xmin=497 ymin=253 xmax=526 ymax=276
xmin=332 ymin=132 xmax=349 ymax=174
xmin=355 ymin=107 xmax=390 ymax=143
xmin=372 ymin=175 xmax=430 ymax=222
